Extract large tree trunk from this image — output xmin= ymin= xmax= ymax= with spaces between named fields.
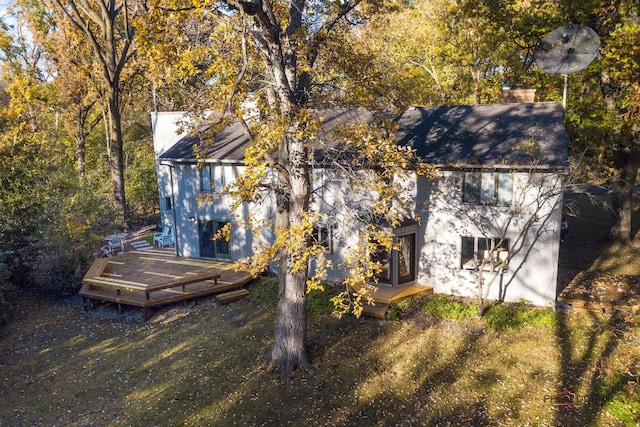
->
xmin=269 ymin=135 xmax=314 ymax=374
xmin=106 ymin=88 xmax=127 ymax=226
xmin=598 ymin=69 xmax=639 ymax=244
xmin=609 ymin=137 xmax=640 ymax=244
xmin=51 ymin=0 xmax=133 ymax=226
xmin=271 ymin=260 xmax=313 ymax=373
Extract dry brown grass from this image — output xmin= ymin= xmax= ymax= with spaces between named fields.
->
xmin=0 ymin=192 xmax=638 ymax=426
xmin=0 ymin=290 xmax=637 ymax=426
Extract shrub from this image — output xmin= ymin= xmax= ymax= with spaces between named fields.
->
xmin=247 ymin=278 xmax=341 ymax=315
xmin=29 ymin=245 xmax=95 ymax=296
xmin=307 ymin=286 xmax=340 ymax=315
xmin=483 ymin=301 xmax=556 ymax=332
xmin=594 ymin=374 xmax=640 ymax=426
xmin=247 ymin=276 xmax=279 ymax=309
xmin=423 ymin=295 xmax=476 ymax=320
xmin=385 ymin=296 xmax=424 ymax=321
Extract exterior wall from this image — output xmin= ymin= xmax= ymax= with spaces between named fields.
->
xmin=310 ymin=168 xmax=396 ymax=282
xmin=152 ymin=111 xmax=563 ymax=306
xmin=150 ymin=112 xmax=191 ymax=232
xmin=415 ymin=170 xmax=563 ymax=307
xmin=169 ymin=161 xmax=274 ymax=260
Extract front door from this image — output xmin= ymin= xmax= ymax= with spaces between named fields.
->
xmin=372 ymin=230 xmax=417 ymax=287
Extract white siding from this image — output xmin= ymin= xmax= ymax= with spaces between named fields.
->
xmin=416 ymin=170 xmax=562 ymax=306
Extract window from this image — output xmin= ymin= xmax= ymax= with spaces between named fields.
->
xmin=463 ymin=171 xmax=513 ymax=206
xmin=164 ymin=196 xmax=172 ymax=211
xmin=199 ymin=220 xmax=230 ymax=258
xmin=312 ymin=223 xmax=334 ymax=254
xmin=461 ymin=236 xmax=509 ymax=272
xmin=369 ymin=228 xmax=417 ymax=286
xmin=201 ymin=164 xmax=234 ymax=192
xmin=201 ymin=165 xmax=212 ymax=191
xmin=397 ymin=233 xmax=416 ymax=284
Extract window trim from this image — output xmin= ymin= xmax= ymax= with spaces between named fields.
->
xmin=201 ymin=163 xmax=233 ymax=192
xmin=369 ymin=223 xmax=418 ymax=287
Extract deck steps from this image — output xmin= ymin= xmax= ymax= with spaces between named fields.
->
xmin=362 ymin=301 xmax=390 ymax=319
xmin=360 ymin=284 xmax=434 ymax=319
xmin=130 ymin=240 xmax=153 ymax=251
xmin=216 ymin=289 xmax=250 ymax=304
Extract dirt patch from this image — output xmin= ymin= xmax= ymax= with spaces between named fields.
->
xmin=558 ymin=271 xmax=640 ymax=312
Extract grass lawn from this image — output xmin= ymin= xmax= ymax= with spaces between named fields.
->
xmin=0 ymin=193 xmax=638 ymax=426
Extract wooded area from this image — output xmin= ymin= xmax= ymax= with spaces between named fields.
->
xmin=1 ymin=0 xmax=639 ymax=374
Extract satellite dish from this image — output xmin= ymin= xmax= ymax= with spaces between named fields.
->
xmin=534 ymin=24 xmax=600 ymax=107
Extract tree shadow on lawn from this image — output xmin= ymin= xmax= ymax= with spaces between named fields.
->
xmin=147 ymin=312 xmax=496 ymax=426
xmin=4 ymin=293 xmax=636 ymax=426
xmin=355 ymin=324 xmax=493 ymax=425
xmin=554 ymin=310 xmax=635 ymax=426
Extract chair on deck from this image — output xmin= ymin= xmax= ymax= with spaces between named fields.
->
xmin=107 ymin=235 xmax=125 ymax=254
xmin=153 ymin=226 xmax=175 ymax=248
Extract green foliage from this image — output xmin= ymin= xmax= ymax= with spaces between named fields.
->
xmin=423 ymin=295 xmax=477 ymax=320
xmin=483 ymin=301 xmax=556 ymax=332
xmin=125 ymin=132 xmax=159 ymax=220
xmin=29 ymin=246 xmax=94 ymax=296
xmin=385 ymin=295 xmax=423 ymax=321
xmin=594 ymin=374 xmax=640 ymax=426
xmin=248 ymin=277 xmax=341 ymax=315
xmin=307 ymin=286 xmax=339 ymax=315
xmin=422 ymin=296 xmax=556 ymax=331
xmin=0 ymin=251 xmax=15 ymax=324
xmin=247 ymin=276 xmax=279 ymax=310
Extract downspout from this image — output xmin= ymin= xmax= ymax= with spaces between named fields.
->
xmin=160 ymin=160 xmax=179 ymax=256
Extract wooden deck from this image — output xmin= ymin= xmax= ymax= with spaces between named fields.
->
xmin=79 ymin=249 xmax=253 ymax=320
xmin=360 ymin=284 xmax=434 ymax=318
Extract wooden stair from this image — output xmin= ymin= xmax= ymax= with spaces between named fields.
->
xmin=362 ymin=301 xmax=390 ymax=319
xmin=216 ymin=289 xmax=250 ymax=304
xmin=361 ymin=284 xmax=434 ymax=319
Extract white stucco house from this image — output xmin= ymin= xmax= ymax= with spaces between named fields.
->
xmin=151 ymin=101 xmax=568 ymax=307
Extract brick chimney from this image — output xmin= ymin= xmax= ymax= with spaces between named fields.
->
xmin=499 ymin=87 xmax=536 ymax=103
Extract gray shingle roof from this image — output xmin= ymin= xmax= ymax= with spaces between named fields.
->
xmin=396 ymin=102 xmax=567 ymax=168
xmin=160 ymin=102 xmax=567 ymax=169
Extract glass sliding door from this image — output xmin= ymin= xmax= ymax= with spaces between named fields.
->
xmin=199 ymin=220 xmax=230 ymax=259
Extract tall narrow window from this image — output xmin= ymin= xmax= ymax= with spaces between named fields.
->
xmin=214 ymin=221 xmax=230 ymax=256
xmin=463 ymin=172 xmax=481 ymax=203
xmin=369 ymin=228 xmax=417 ymax=286
xmin=397 ymin=233 xmax=416 ymax=284
xmin=201 ymin=164 xmax=212 ymax=192
xmin=496 ymin=173 xmax=514 ymax=206
xmin=312 ymin=223 xmax=334 ymax=254
xmin=164 ymin=196 xmax=172 ymax=211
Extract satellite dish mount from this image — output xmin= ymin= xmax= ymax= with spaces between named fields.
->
xmin=534 ymin=24 xmax=600 ymax=108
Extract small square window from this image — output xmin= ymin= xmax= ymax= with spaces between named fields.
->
xmin=461 ymin=236 xmax=509 ymax=272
